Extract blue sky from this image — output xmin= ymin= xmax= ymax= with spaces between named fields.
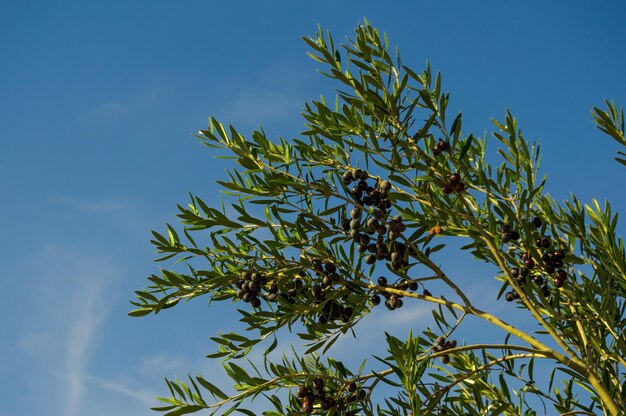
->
xmin=1 ymin=1 xmax=625 ymax=415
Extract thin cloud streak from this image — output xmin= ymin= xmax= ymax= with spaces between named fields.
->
xmin=65 ymin=278 xmax=108 ymax=416
xmin=79 ymin=89 xmax=158 ymax=121
xmin=90 ymin=375 xmax=157 ymax=406
xmin=54 ymin=194 xmax=127 ymax=213
xmin=221 ymin=89 xmax=303 ymax=124
xmin=16 ymin=243 xmax=119 ymax=416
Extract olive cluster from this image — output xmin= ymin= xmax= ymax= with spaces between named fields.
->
xmin=434 ymin=336 xmax=457 ymax=364
xmin=318 ymin=300 xmax=354 ymax=325
xmin=370 ymin=276 xmax=419 ymax=311
xmin=235 ymin=271 xmax=269 ymax=308
xmin=297 ymin=377 xmax=366 ymax=415
xmin=503 ymin=216 xmax=569 ymax=302
xmin=308 ymin=260 xmax=357 ymax=325
xmin=341 ymin=171 xmax=414 ymax=271
xmin=441 ymin=172 xmax=466 ymax=194
xmin=432 ymin=139 xmax=450 ymax=156
xmin=342 ymin=169 xmax=392 ymax=212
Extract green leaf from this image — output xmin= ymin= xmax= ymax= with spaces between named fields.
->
xmin=458 ymin=134 xmax=474 ymax=161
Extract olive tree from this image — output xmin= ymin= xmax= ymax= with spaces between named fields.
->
xmin=131 ymin=21 xmax=626 ymax=416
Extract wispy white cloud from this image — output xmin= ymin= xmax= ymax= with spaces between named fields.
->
xmin=79 ymin=89 xmax=158 ymax=121
xmin=89 ymin=375 xmax=157 ymax=406
xmin=53 ymin=194 xmax=127 ymax=213
xmin=329 ymin=301 xmax=433 ymax=363
xmin=221 ymin=89 xmax=303 ymax=124
xmin=216 ymin=63 xmax=307 ymax=125
xmin=65 ymin=277 xmax=108 ymax=416
xmin=17 ymin=243 xmax=119 ymax=416
xmin=136 ymin=353 xmax=187 ymax=379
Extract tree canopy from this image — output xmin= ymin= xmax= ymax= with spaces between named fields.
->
xmin=132 ymin=20 xmax=626 ymax=416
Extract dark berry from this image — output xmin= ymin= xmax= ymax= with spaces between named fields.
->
xmin=508 ymin=231 xmax=520 ymax=241
xmin=554 ymin=250 xmax=565 ymax=260
xmin=350 ymin=208 xmax=361 ymax=219
xmin=454 ymin=182 xmax=465 ymax=192
xmin=377 ymin=276 xmax=387 ymax=286
xmin=520 ymin=267 xmax=529 ymax=277
xmin=321 ymin=398 xmax=334 ymax=410
xmin=435 ymin=336 xmax=445 ymax=346
xmin=442 ymin=184 xmax=454 ymax=194
xmin=322 ymin=276 xmax=332 ymax=287
xmin=364 ymin=254 xmax=376 ymax=265
xmin=250 ymin=296 xmax=261 ymax=308
xmin=433 ymin=147 xmax=441 ymax=155
xmin=505 ymin=291 xmax=515 ymax=302
xmin=367 ymin=217 xmax=379 ymax=228
xmin=408 ymin=281 xmax=418 ymax=291
xmin=343 ymin=171 xmax=354 ymax=184
xmin=541 ymin=238 xmax=551 ymax=248
xmin=556 ymin=269 xmax=567 ymax=280
xmin=379 ymin=180 xmax=391 ymax=191
xmin=553 ymin=275 xmax=565 ymax=288
xmin=301 ymin=398 xmax=313 ymax=414
xmin=436 ymin=140 xmax=449 ymax=151
xmin=311 ymin=285 xmax=322 ymax=298
xmin=510 ymin=268 xmax=520 ymax=278
xmin=297 ymin=385 xmax=308 ymax=398
xmin=313 ymin=376 xmax=324 ymax=390
xmin=525 ymin=258 xmax=535 ymax=269
xmin=371 ymin=294 xmax=381 ymax=305
xmin=450 ymin=173 xmax=461 ymax=185
xmin=532 ymin=216 xmax=542 ymax=228
xmin=533 ymin=276 xmax=544 ymax=286
xmin=389 ymin=295 xmax=403 ymax=309
xmin=348 ymin=382 xmax=357 ymax=392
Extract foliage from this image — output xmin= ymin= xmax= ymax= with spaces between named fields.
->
xmin=132 ymin=21 xmax=626 ymax=416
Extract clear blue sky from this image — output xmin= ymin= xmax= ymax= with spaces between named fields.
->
xmin=1 ymin=1 xmax=625 ymax=415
